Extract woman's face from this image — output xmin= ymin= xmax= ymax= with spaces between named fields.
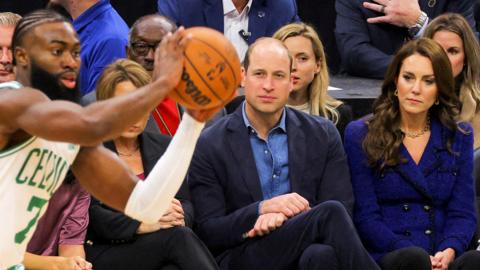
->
xmin=432 ymin=30 xmax=465 ymax=78
xmin=396 ymin=53 xmax=438 ymax=117
xmin=113 ymin=80 xmax=150 ymax=139
xmin=283 ymin=36 xmax=320 ymax=94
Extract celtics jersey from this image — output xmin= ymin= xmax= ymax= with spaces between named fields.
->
xmin=0 ymin=82 xmax=80 ymax=269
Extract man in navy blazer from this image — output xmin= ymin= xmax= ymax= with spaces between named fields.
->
xmin=188 ymin=38 xmax=380 ymax=270
xmin=335 ymin=0 xmax=476 ymax=79
xmin=158 ymin=0 xmax=299 ymax=58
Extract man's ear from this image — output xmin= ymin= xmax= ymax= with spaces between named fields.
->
xmin=14 ymin=47 xmax=29 ymax=67
xmin=241 ymin=66 xmax=246 ymax=87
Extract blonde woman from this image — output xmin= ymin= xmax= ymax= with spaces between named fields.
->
xmin=273 ymin=23 xmax=352 ymax=137
xmin=424 ymin=13 xmax=480 ymax=149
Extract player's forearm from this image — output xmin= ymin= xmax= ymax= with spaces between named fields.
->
xmin=125 ymin=113 xmax=205 ymax=223
xmin=79 ymin=77 xmax=174 ymax=145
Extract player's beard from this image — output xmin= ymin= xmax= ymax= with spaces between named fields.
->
xmin=30 ymin=60 xmax=81 ymax=103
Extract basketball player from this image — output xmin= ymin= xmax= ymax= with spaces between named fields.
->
xmin=0 ymin=10 xmax=219 ymax=270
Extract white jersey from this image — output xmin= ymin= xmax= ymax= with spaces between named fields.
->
xmin=0 ymin=82 xmax=80 ymax=269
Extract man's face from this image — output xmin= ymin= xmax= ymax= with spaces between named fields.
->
xmin=19 ymin=22 xmax=81 ymax=101
xmin=127 ymin=18 xmax=174 ymax=73
xmin=0 ymin=25 xmax=15 ymax=83
xmin=242 ymin=41 xmax=292 ymax=116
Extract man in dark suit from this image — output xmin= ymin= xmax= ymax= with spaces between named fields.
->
xmin=188 ymin=38 xmax=380 ymax=270
xmin=158 ymin=0 xmax=299 ymax=59
xmin=335 ymin=0 xmax=476 ymax=79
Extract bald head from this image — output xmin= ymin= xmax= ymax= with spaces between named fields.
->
xmin=243 ymin=38 xmax=292 ymax=72
xmin=127 ymin=14 xmax=176 ymax=73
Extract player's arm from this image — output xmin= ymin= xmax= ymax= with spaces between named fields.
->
xmin=71 ymin=113 xmax=205 ymax=223
xmin=0 ymin=29 xmax=189 ymax=146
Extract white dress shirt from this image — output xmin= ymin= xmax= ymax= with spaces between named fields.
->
xmin=223 ymin=0 xmax=253 ymax=61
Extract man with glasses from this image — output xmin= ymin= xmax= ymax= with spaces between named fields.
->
xmin=126 ymin=14 xmax=182 ymax=136
xmin=0 ymin=12 xmax=21 ymax=83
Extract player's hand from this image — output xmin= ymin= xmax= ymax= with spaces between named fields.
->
xmin=246 ymin=212 xmax=288 ymax=238
xmin=152 ymin=26 xmax=191 ymax=89
xmin=49 ymin=256 xmax=92 ymax=270
xmin=186 ymin=105 xmax=225 ymax=123
xmin=363 ymin=0 xmax=421 ymax=28
xmin=260 ymin=193 xmax=310 ymax=218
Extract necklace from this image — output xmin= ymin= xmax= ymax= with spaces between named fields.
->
xmin=401 ymin=116 xmax=431 ymax=139
xmin=117 ymin=144 xmax=140 ymax=157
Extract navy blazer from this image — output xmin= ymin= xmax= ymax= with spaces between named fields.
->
xmin=335 ymin=0 xmax=476 ymax=79
xmin=188 ymin=106 xmax=353 ymax=256
xmin=158 ymin=0 xmax=300 ymax=45
xmin=344 ymin=118 xmax=477 ymax=261
xmin=86 ymin=131 xmax=193 ymax=246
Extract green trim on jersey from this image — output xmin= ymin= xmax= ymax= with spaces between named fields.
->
xmin=0 ymin=137 xmax=36 ymax=158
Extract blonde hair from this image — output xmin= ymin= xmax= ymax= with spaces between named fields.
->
xmin=424 ymin=13 xmax=480 ymax=109
xmin=0 ymin=12 xmax=21 ymax=26
xmin=96 ymin=59 xmax=151 ymax=101
xmin=273 ymin=23 xmax=342 ymax=123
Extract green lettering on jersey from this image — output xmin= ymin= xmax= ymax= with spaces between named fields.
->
xmin=28 ymin=149 xmax=49 ymax=187
xmin=15 ymin=148 xmax=40 ymax=184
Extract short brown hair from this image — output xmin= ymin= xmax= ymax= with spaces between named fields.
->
xmin=96 ymin=59 xmax=151 ymax=101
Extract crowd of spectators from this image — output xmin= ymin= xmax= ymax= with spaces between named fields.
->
xmin=1 ymin=0 xmax=480 ymax=269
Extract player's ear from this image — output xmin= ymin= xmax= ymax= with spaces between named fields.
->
xmin=14 ymin=47 xmax=29 ymax=67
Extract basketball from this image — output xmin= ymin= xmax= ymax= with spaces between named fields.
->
xmin=169 ymin=27 xmax=241 ymax=110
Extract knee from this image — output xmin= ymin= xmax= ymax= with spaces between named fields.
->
xmin=455 ymin=250 xmax=480 ymax=270
xmin=302 ymin=244 xmax=335 ymax=259
xmin=299 ymin=244 xmax=337 ymax=270
xmin=313 ymin=200 xmax=349 ymax=220
xmin=399 ymin=247 xmax=431 ymax=267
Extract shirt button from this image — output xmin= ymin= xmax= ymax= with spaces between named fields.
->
xmin=264 ymin=150 xmax=268 ymax=154
xmin=423 ymin=205 xmax=431 ymax=211
xmin=273 ymin=174 xmax=277 ymax=178
xmin=425 ymin=229 xmax=432 ymax=235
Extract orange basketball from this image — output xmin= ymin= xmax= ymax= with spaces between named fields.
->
xmin=169 ymin=27 xmax=241 ymax=109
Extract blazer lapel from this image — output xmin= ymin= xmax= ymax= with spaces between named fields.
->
xmin=204 ymin=0 xmax=224 ymax=33
xmin=226 ymin=108 xmax=263 ymax=201
xmin=248 ymin=0 xmax=268 ymax=45
xmin=286 ymin=109 xmax=306 ymax=193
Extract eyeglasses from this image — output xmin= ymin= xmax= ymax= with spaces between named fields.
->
xmin=130 ymin=42 xmax=160 ymax=56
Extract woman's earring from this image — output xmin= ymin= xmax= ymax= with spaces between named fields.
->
xmin=435 ymin=98 xmax=439 ymax=105
xmin=394 ymin=89 xmax=398 ymax=96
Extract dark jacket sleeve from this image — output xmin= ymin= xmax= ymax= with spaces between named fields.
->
xmin=88 ymin=197 xmax=141 ymax=241
xmin=316 ymin=119 xmax=354 ymax=215
xmin=335 ymin=0 xmax=392 ymax=78
xmin=189 ymin=138 xmax=259 ymax=254
xmin=344 ymin=121 xmax=416 ymax=251
xmin=437 ymin=123 xmax=477 ymax=254
xmin=446 ymin=0 xmax=477 ymax=31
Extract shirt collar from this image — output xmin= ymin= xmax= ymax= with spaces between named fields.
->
xmin=242 ymin=101 xmax=287 ymax=134
xmin=73 ymin=0 xmax=111 ymax=32
xmin=223 ymin=0 xmax=253 ymax=16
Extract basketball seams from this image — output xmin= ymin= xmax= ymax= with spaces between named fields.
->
xmin=184 ymin=47 xmax=224 ymax=103
xmin=191 ymin=37 xmax=239 ymax=85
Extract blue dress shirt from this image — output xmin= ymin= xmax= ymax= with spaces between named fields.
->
xmin=73 ymin=0 xmax=128 ymax=95
xmin=242 ymin=102 xmax=290 ymax=200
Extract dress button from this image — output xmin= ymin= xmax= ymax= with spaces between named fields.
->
xmin=425 ymin=229 xmax=432 ymax=235
xmin=404 ymin=230 xmax=411 ymax=236
xmin=452 ymin=171 xmax=457 ymax=176
xmin=403 ymin=204 xmax=410 ymax=211
xmin=424 ymin=205 xmax=431 ymax=211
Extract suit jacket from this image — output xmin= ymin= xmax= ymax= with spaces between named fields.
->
xmin=335 ymin=0 xmax=476 ymax=79
xmin=158 ymin=0 xmax=300 ymax=45
xmin=344 ymin=118 xmax=477 ymax=261
xmin=188 ymin=106 xmax=353 ymax=256
xmin=86 ymin=131 xmax=193 ymax=247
